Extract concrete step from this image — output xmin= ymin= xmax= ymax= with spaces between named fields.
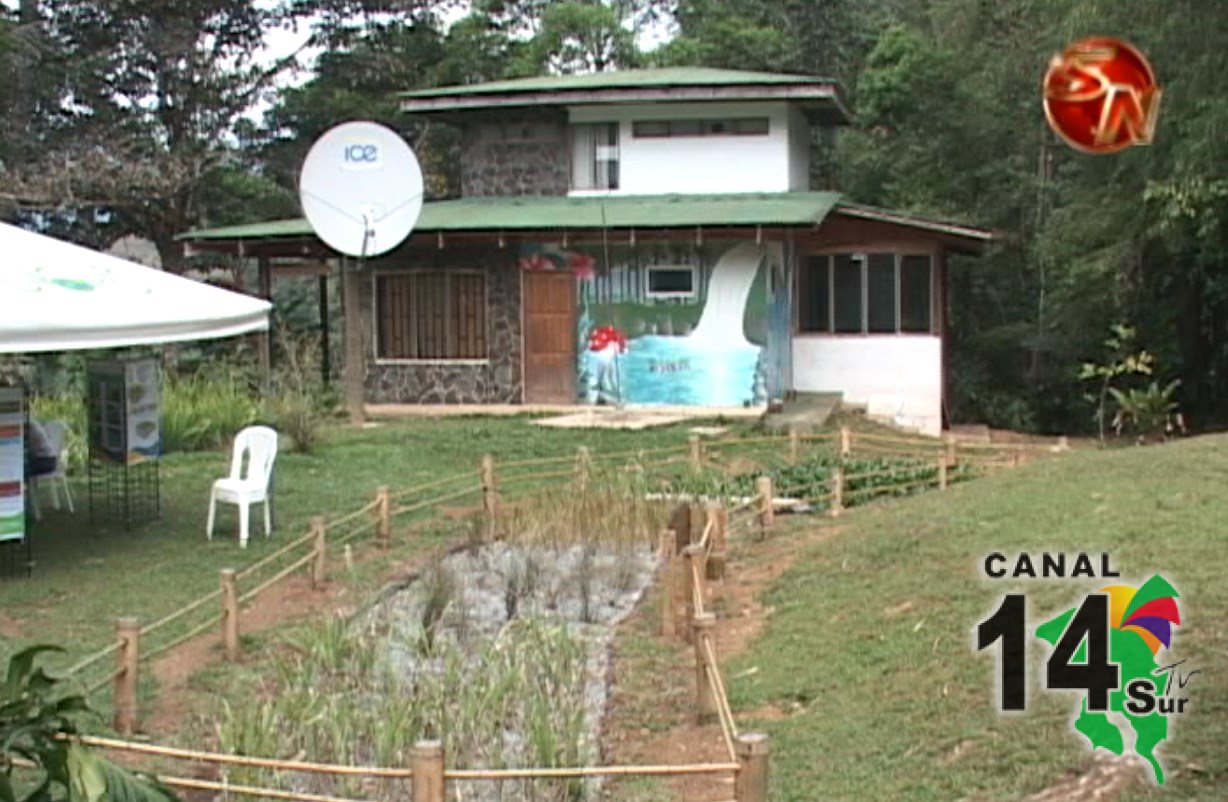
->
xmin=762 ymin=392 xmax=842 ymax=432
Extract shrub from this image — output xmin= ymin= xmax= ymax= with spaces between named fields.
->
xmin=161 ymin=369 xmax=262 ymax=452
xmin=266 ymin=328 xmax=336 ymax=454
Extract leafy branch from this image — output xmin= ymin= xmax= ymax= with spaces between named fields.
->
xmin=0 ymin=646 xmax=175 ymax=802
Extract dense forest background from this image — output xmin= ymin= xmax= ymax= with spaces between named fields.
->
xmin=2 ymin=0 xmax=1226 ymax=435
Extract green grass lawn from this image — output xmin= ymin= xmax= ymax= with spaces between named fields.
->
xmin=0 ymin=415 xmax=726 ymax=675
xmin=727 ymin=434 xmax=1228 ymax=801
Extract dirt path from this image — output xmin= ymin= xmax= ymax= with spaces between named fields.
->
xmin=600 ymin=513 xmax=843 ymax=802
xmin=599 ymin=510 xmax=1147 ymax=802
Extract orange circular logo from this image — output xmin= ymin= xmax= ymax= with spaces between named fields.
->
xmin=1043 ymin=37 xmax=1161 ymax=154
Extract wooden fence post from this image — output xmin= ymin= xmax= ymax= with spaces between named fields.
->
xmin=575 ymin=446 xmax=591 ymax=493
xmin=945 ymin=436 xmax=956 ymax=468
xmin=480 ymin=454 xmax=499 ymax=539
xmin=682 ymin=545 xmax=703 ymax=642
xmin=113 ymin=617 xmax=139 ymax=735
xmin=735 ymin=732 xmax=770 ymax=802
xmin=659 ymin=529 xmax=678 ymax=639
xmin=1057 ymin=435 xmax=1070 ymax=451
xmin=839 ymin=426 xmax=851 ymax=458
xmin=410 ymin=740 xmax=445 ymax=802
xmin=220 ymin=569 xmax=238 ymax=662
xmin=375 ymin=485 xmax=391 ymax=547
xmin=1011 ymin=445 xmax=1022 ymax=467
xmin=311 ymin=516 xmax=327 ymax=589
xmin=937 ymin=451 xmax=948 ymax=491
xmin=692 ymin=613 xmax=718 ymax=724
xmin=706 ymin=501 xmax=727 ymax=581
xmin=689 ymin=434 xmax=703 ymax=470
xmin=830 ymin=466 xmax=844 ymax=518
xmin=756 ymin=476 xmax=774 ymax=531
xmin=788 ymin=427 xmax=800 ymax=464
xmin=670 ymin=529 xmax=687 ymax=637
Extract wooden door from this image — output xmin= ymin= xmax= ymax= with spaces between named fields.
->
xmin=523 ymin=271 xmax=577 ymax=404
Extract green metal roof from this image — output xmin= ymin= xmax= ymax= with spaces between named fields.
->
xmin=400 ymin=67 xmax=837 ymax=99
xmin=181 ymin=193 xmax=844 ymax=242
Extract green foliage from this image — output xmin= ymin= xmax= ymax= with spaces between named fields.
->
xmin=1079 ymin=325 xmax=1157 ymax=442
xmin=1110 ymin=380 xmax=1181 ymax=441
xmin=160 ymin=369 xmax=262 ymax=453
xmin=666 ymin=454 xmax=975 ymax=511
xmin=517 ymin=2 xmax=640 ymax=74
xmin=266 ymin=329 xmax=336 ymax=455
xmin=0 ymin=647 xmax=174 ymax=802
xmin=215 ymin=616 xmax=591 ymax=798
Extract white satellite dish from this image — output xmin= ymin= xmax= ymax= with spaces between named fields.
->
xmin=299 ymin=121 xmax=423 ymax=258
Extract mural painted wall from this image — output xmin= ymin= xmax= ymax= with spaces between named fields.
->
xmin=519 ymin=240 xmax=782 ymax=407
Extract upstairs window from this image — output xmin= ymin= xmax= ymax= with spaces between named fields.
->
xmin=645 ymin=266 xmax=697 ymax=300
xmin=631 ymin=118 xmax=770 ymax=138
xmin=798 ymin=253 xmax=934 ymax=334
xmin=571 ymin=123 xmax=619 ymax=190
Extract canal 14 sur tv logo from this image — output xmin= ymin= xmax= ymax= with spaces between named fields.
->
xmin=975 ymin=552 xmax=1195 ymax=785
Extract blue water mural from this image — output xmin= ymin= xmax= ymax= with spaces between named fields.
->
xmin=581 ymin=335 xmax=763 ymax=406
xmin=572 ymin=241 xmax=775 ymax=407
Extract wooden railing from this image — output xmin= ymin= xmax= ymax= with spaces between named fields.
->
xmin=53 ymin=425 xmax=1066 ymax=802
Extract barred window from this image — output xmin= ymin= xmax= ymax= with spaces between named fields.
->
xmin=376 ymin=272 xmax=487 ymax=360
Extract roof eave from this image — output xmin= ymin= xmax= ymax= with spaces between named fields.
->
xmin=831 ymin=204 xmax=995 ymax=253
xmin=399 ymin=84 xmax=853 ymax=126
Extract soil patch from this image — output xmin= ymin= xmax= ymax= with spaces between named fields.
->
xmin=600 ymin=514 xmax=844 ymax=801
xmin=0 ymin=611 xmax=23 ymax=639
xmin=1022 ymin=754 xmax=1146 ymax=802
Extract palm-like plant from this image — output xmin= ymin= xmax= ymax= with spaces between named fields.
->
xmin=1110 ymin=379 xmax=1182 ymax=442
xmin=0 ymin=646 xmax=175 ymax=802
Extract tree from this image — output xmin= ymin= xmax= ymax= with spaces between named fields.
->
xmin=516 ymin=1 xmax=641 ymax=74
xmin=0 ymin=0 xmax=322 ymax=270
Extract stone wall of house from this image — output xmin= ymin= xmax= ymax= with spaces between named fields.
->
xmin=362 ymin=246 xmax=523 ymax=404
xmin=459 ymin=118 xmax=570 ymax=197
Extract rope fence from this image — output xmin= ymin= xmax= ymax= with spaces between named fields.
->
xmin=51 ymin=424 xmax=1064 ymax=802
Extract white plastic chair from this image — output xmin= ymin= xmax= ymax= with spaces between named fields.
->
xmin=207 ymin=426 xmax=278 ymax=548
xmin=32 ymin=420 xmax=74 ymax=519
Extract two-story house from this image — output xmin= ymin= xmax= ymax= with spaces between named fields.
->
xmin=184 ymin=67 xmax=991 ymax=435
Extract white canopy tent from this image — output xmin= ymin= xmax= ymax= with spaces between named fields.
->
xmin=0 ymin=222 xmax=270 ymax=353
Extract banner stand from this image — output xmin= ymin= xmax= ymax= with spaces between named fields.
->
xmin=0 ymin=382 xmax=34 ymax=578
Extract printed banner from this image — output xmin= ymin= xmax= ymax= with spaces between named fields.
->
xmin=0 ymin=387 xmax=25 ymax=542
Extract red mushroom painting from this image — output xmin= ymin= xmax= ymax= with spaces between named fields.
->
xmin=584 ymin=325 xmax=628 ymax=404
xmin=587 ymin=325 xmax=627 ymax=356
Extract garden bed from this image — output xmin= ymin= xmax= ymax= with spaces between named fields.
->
xmin=214 ymin=538 xmax=659 ymax=802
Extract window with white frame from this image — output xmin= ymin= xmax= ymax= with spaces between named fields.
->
xmin=570 ymin=123 xmax=619 ymax=190
xmin=798 ymin=253 xmax=933 ymax=334
xmin=645 ymin=265 xmax=697 ymax=299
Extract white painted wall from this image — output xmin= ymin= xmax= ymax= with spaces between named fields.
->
xmin=569 ymin=101 xmax=805 ymax=195
xmin=787 ymin=106 xmax=811 ymax=191
xmin=792 ymin=335 xmax=943 ymax=435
